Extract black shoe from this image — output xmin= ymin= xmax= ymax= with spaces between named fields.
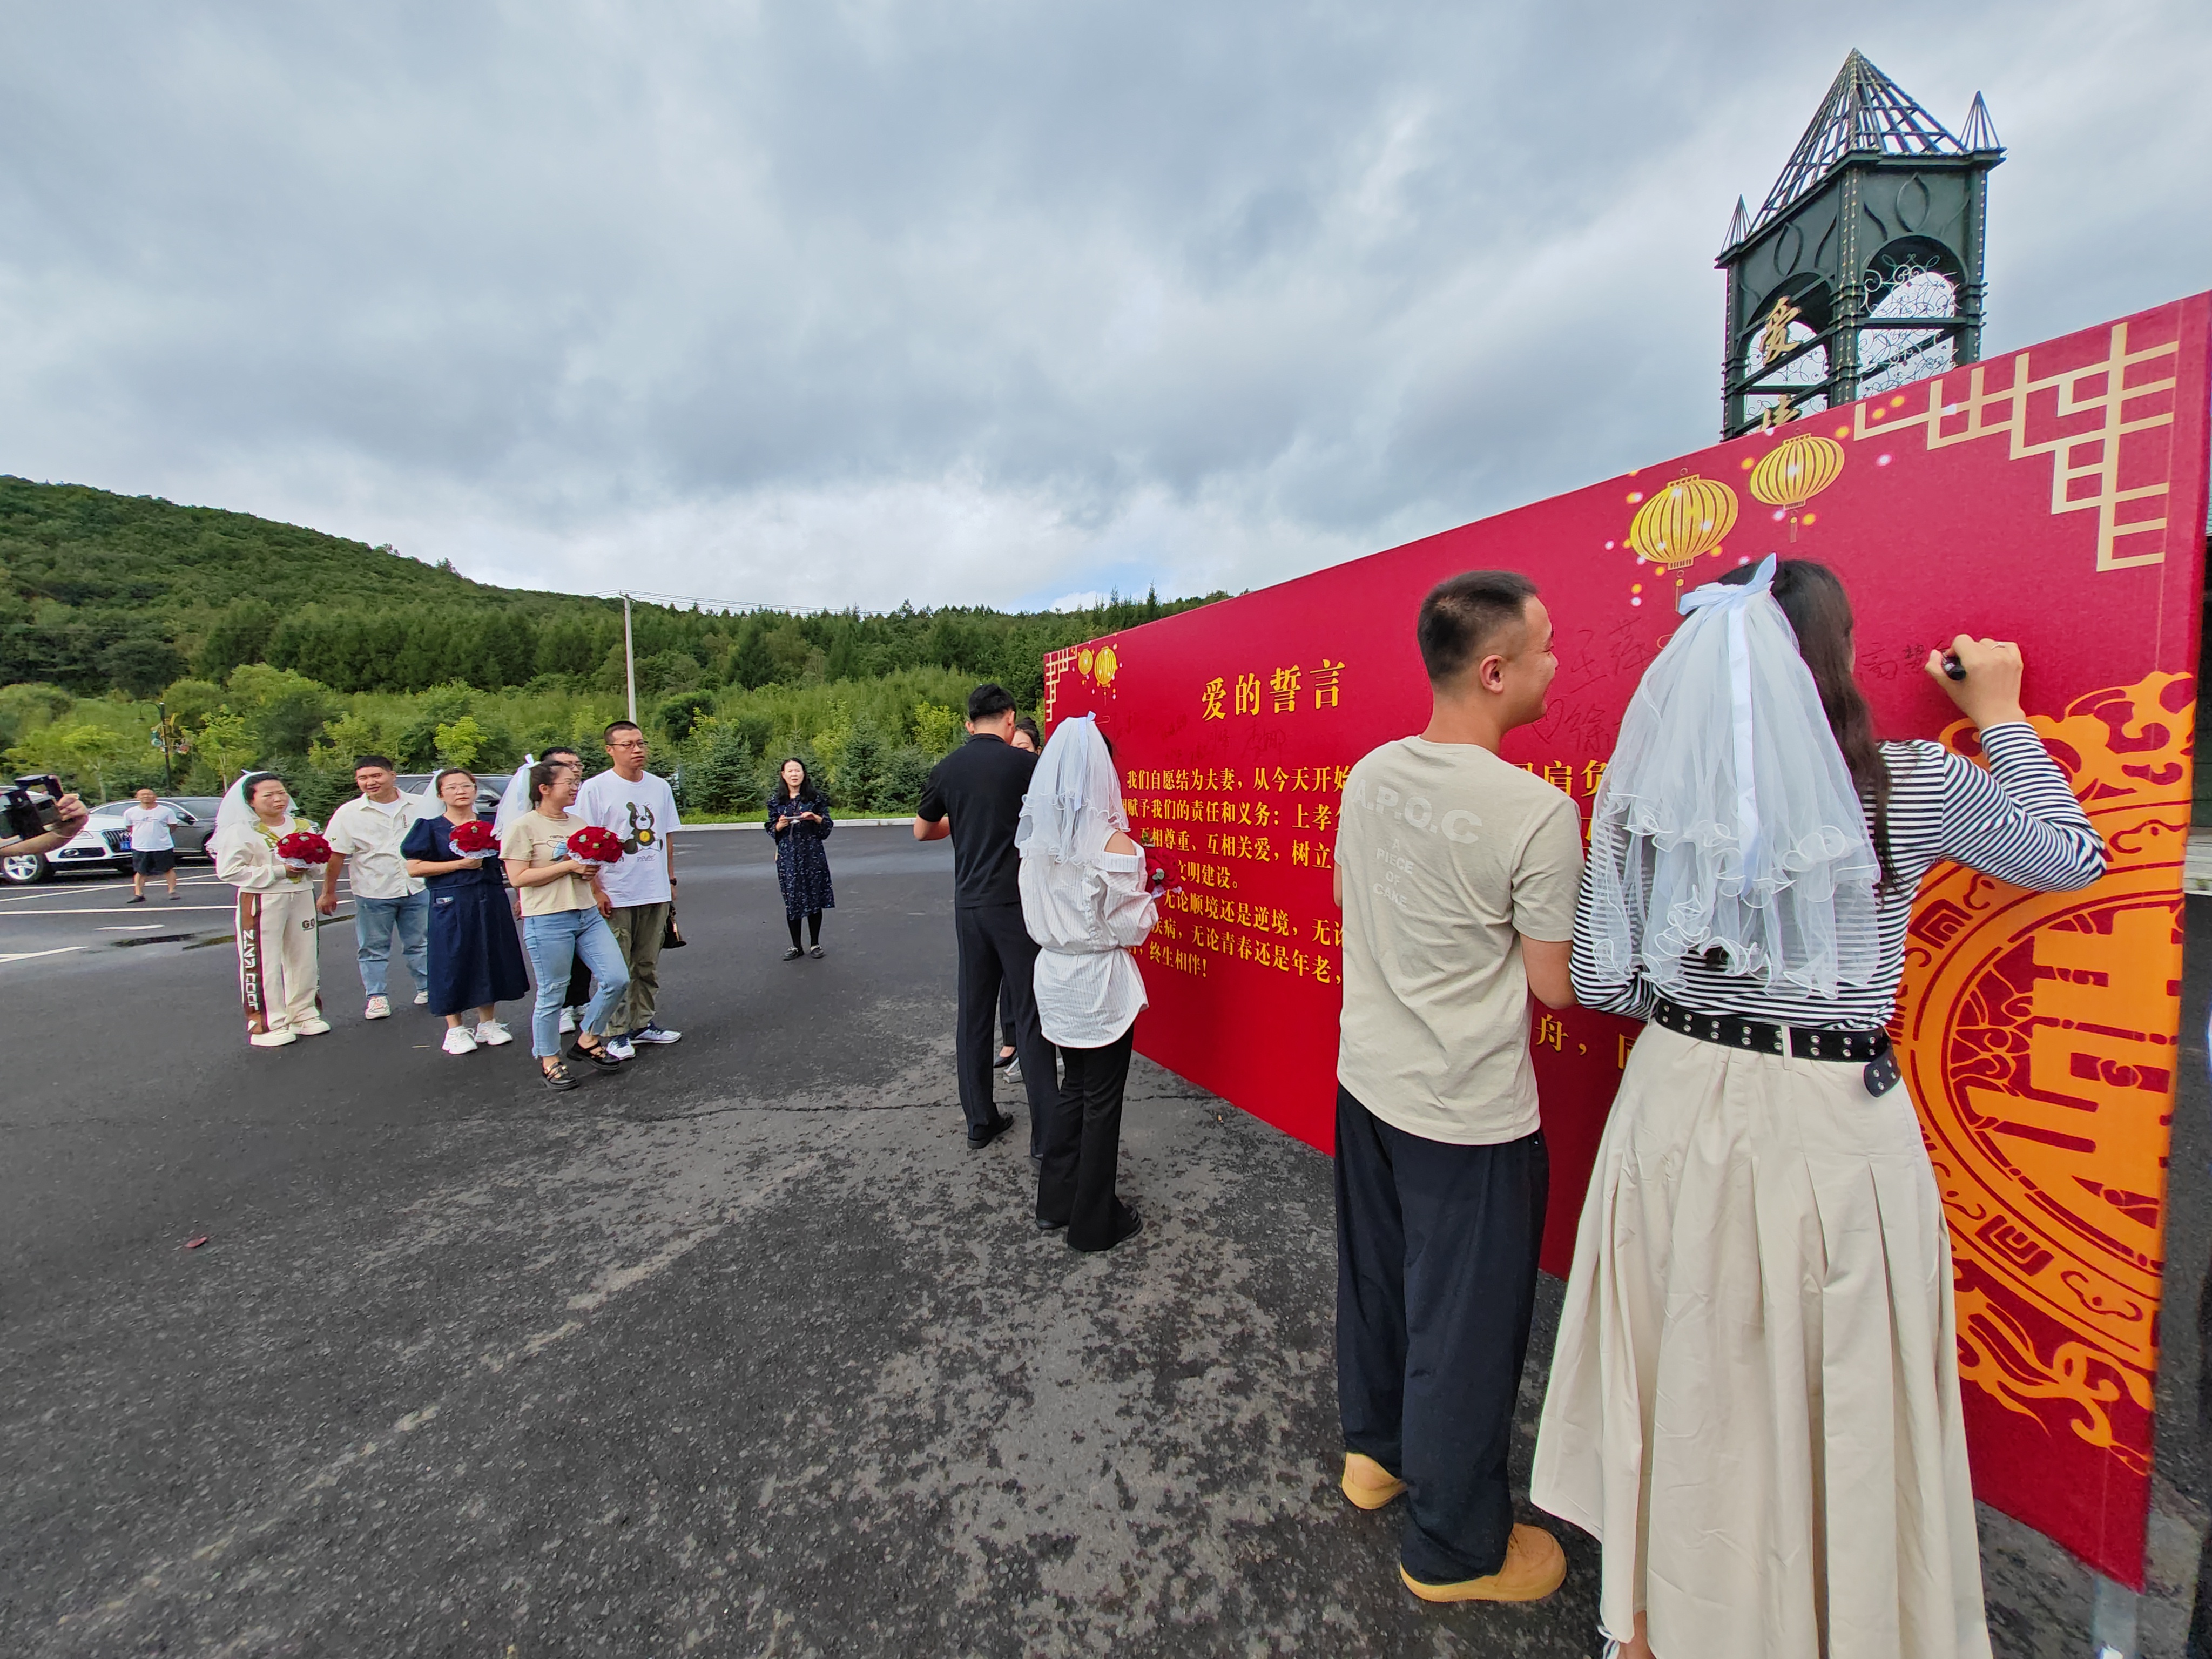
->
xmin=127 ymin=894 xmax=145 ymax=903
xmin=1036 ymin=1216 xmax=1067 ymax=1233
xmin=992 ymin=1048 xmax=1015 ymax=1070
xmin=1071 ymin=1203 xmax=1143 ymax=1253
xmin=541 ymin=1058 xmax=581 ymax=1091
xmin=781 ymin=946 xmax=803 ymax=961
xmin=566 ymin=1040 xmax=622 ymax=1070
xmin=966 ymin=1112 xmax=1015 ymax=1150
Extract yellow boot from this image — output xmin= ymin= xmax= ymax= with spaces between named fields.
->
xmin=1339 ymin=1452 xmax=1407 ymax=1510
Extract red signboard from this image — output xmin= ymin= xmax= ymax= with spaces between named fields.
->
xmin=1044 ymin=295 xmax=2211 ymax=1587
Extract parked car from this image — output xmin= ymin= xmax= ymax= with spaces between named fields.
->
xmin=1 ymin=795 xmax=223 ymax=886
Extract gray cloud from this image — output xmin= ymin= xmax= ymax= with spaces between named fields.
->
xmin=2 ymin=1 xmax=2206 ymax=611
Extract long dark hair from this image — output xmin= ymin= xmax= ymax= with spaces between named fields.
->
xmin=1721 ymin=558 xmax=1895 ymax=886
xmin=773 ymin=757 xmax=815 ymax=803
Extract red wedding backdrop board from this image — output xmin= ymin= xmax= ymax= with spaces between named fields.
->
xmin=1044 ymin=294 xmax=2211 ymax=1587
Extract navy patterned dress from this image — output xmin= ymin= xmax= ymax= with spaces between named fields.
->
xmin=766 ymin=791 xmax=835 ymax=919
xmin=401 ymin=813 xmax=531 ymax=1016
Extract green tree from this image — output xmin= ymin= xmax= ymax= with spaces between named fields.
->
xmin=911 ymin=701 xmax=961 ymax=756
xmin=657 ymin=689 xmax=717 ymax=743
xmin=434 ymin=715 xmax=486 ymax=768
xmin=196 ymin=707 xmax=256 ymax=785
xmin=98 ymin=635 xmax=186 ymax=698
xmin=881 ymin=745 xmax=934 ymax=812
xmin=194 ymin=598 xmax=277 ymax=680
xmin=833 ymin=717 xmax=890 ymax=813
xmin=731 ymin=621 xmax=775 ymax=689
xmin=689 ymin=725 xmax=759 ymax=813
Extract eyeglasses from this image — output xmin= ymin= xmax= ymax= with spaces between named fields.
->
xmin=608 ymin=740 xmax=647 ymax=750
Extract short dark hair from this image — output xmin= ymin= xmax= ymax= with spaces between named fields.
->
xmin=968 ymin=684 xmax=1015 ymax=722
xmin=242 ymin=771 xmax=287 ymax=806
xmin=543 ymin=746 xmax=581 ymax=765
xmin=603 ymin=721 xmax=643 ymax=742
xmin=353 ymin=754 xmax=395 ymax=773
xmin=528 ymin=760 xmax=570 ymax=807
xmin=1416 ymin=570 xmax=1539 ymax=686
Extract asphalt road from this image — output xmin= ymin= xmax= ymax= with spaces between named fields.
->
xmin=2 ymin=826 xmax=2208 ymax=1656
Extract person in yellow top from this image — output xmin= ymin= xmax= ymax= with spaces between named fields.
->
xmin=211 ymin=771 xmax=331 ymax=1049
xmin=500 ymin=759 xmax=629 ymax=1091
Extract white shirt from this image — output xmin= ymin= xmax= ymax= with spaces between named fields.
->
xmin=1017 ymin=826 xmax=1158 ymax=1048
xmin=123 ymin=804 xmax=178 ymax=851
xmin=323 ymin=793 xmax=430 ymax=899
xmin=574 ymin=768 xmax=681 ymax=907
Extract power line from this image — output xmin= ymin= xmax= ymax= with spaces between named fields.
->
xmin=596 ymin=587 xmax=889 ymax=618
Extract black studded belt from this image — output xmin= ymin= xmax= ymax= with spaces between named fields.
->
xmin=1649 ymin=994 xmax=1899 ymax=1096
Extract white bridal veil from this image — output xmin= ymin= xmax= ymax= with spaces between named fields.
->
xmin=494 ymin=757 xmax=537 ymax=835
xmin=1016 ymin=716 xmax=1127 ymax=866
xmin=1581 ymin=555 xmax=1880 ymax=999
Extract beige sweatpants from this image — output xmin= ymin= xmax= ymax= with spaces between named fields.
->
xmin=237 ymin=884 xmax=322 ymax=1037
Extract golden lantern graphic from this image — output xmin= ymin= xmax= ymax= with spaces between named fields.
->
xmin=1626 ymin=473 xmax=1739 ymax=580
xmin=1748 ymin=429 xmax=1846 ymax=539
xmin=1077 ymin=646 xmax=1095 ymax=679
xmin=1092 ymin=644 xmax=1118 ymax=689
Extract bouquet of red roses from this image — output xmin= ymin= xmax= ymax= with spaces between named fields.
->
xmin=566 ymin=825 xmax=624 ymax=874
xmin=275 ymin=830 xmax=333 ymax=873
xmin=448 ymin=819 xmax=498 ymax=856
xmin=1145 ymin=849 xmax=1182 ymax=897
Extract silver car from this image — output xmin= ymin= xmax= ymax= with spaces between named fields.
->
xmin=2 ymin=795 xmax=221 ymax=886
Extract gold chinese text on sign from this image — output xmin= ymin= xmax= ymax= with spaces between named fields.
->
xmin=1858 ymin=320 xmax=2182 ymax=571
xmin=1893 ymin=671 xmax=2193 ymax=1471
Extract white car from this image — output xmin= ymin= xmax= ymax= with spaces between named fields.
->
xmin=1 ymin=795 xmax=220 ymax=886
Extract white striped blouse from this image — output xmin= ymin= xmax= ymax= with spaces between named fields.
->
xmin=1569 ymin=722 xmax=2107 ymax=1031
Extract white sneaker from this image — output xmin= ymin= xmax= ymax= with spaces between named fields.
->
xmin=559 ymin=1008 xmax=577 ymax=1034
xmin=605 ymin=1035 xmax=637 ymax=1061
xmin=630 ymin=1022 xmax=682 ymax=1044
xmin=294 ymin=1016 xmax=333 ymax=1036
xmin=442 ymin=1026 xmax=478 ymax=1056
xmin=249 ymin=1030 xmax=298 ymax=1049
xmin=473 ymin=1019 xmax=514 ymax=1047
xmin=364 ymin=995 xmax=391 ymax=1020
xmin=413 ymin=990 xmax=429 ymax=1006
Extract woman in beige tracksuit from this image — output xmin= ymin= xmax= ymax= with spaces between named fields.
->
xmin=212 ymin=772 xmax=328 ymax=1049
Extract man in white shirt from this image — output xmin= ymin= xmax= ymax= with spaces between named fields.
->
xmin=1331 ymin=570 xmax=1582 ymax=1606
xmin=318 ymin=754 xmax=430 ymax=1020
xmin=574 ymin=721 xmax=682 ymax=1060
xmin=124 ymin=787 xmax=182 ymax=902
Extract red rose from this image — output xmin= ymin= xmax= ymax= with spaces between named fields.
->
xmin=449 ymin=819 xmax=498 ymax=855
xmin=275 ymin=831 xmax=332 ymax=865
xmin=566 ymin=825 xmax=624 ymax=867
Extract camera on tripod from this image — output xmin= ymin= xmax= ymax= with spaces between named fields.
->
xmin=3 ymin=774 xmax=66 ymax=842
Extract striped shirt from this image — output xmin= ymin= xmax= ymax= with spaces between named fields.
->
xmin=1570 ymin=722 xmax=2106 ymax=1031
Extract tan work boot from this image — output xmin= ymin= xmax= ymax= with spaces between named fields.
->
xmin=1339 ymin=1451 xmax=1407 ymax=1510
xmin=1399 ymin=1523 xmax=1567 ymax=1603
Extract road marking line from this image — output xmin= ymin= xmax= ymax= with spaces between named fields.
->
xmin=0 ymin=947 xmax=87 ymax=965
xmin=0 ymin=906 xmax=238 ymax=915
xmin=98 ymin=924 xmax=166 ymax=931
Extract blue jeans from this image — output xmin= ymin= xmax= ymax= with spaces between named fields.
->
xmin=522 ymin=909 xmax=630 ymax=1058
xmin=354 ymin=891 xmax=430 ymax=999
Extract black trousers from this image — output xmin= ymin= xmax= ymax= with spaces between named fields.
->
xmin=1334 ymin=1083 xmax=1548 ymax=1584
xmin=954 ymin=903 xmax=1056 ymax=1149
xmin=1036 ymin=1026 xmax=1135 ymax=1247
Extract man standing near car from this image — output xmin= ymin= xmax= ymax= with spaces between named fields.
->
xmin=124 ymin=787 xmax=182 ymax=902
xmin=319 ymin=755 xmax=431 ymax=1020
xmin=913 ymin=684 xmax=1056 ymax=1156
xmin=574 ymin=721 xmax=682 ymax=1060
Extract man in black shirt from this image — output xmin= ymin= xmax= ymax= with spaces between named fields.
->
xmin=914 ymin=683 xmax=1058 ymax=1155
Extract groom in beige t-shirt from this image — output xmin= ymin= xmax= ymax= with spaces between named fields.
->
xmin=1331 ymin=569 xmax=1582 ymax=1604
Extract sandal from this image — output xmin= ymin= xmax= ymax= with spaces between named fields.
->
xmin=541 ymin=1058 xmax=580 ymax=1091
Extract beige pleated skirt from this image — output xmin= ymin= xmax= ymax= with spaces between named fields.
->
xmin=1530 ymin=1023 xmax=1991 ymax=1659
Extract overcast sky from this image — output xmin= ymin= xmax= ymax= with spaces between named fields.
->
xmin=2 ymin=2 xmax=2206 ymax=613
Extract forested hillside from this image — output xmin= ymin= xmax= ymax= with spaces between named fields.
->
xmin=0 ymin=475 xmax=1220 ymax=820
xmin=0 ymin=475 xmax=1212 ymax=708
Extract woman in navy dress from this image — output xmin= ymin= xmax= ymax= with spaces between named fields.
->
xmin=402 ymin=767 xmax=531 ymax=1055
xmin=766 ymin=758 xmax=834 ymax=960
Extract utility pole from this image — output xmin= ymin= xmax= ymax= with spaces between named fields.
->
xmin=157 ymin=700 xmax=173 ymax=790
xmin=622 ymin=593 xmax=637 ymax=724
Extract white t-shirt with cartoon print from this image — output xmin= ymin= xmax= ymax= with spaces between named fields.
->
xmin=574 ymin=768 xmax=680 ymax=907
